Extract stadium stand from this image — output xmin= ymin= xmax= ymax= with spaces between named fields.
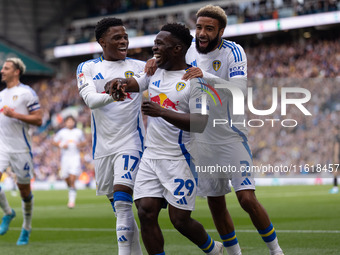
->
xmin=1 ymin=0 xmax=339 ymax=182
xmin=25 ymin=34 xmax=339 ymax=181
xmin=56 ymin=0 xmax=339 ymax=46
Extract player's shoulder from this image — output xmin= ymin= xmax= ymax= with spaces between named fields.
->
xmin=76 ymin=56 xmax=103 ymax=74
xmin=152 ymin=68 xmax=166 ymax=79
xmin=189 ymin=77 xmax=210 ymax=92
xmin=18 ymin=83 xmax=38 ymax=97
xmin=125 ymin=57 xmax=145 ymax=64
xmin=59 ymin=127 xmax=69 ymax=133
xmin=125 ymin=57 xmax=146 ymax=67
xmin=219 ymin=39 xmax=246 ymax=62
xmin=220 ymin=39 xmax=245 ymax=50
xmin=55 ymin=128 xmax=66 ymax=136
xmin=0 ymin=87 xmax=7 ymax=94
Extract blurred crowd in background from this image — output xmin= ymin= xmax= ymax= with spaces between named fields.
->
xmin=89 ymin=0 xmax=338 ymax=17
xmin=22 ymin=35 xmax=340 ymax=182
xmin=56 ymin=0 xmax=339 ymax=46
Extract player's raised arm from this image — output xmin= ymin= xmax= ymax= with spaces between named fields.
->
xmin=105 ymin=73 xmax=149 ymax=101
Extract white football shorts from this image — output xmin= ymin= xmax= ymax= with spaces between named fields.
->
xmin=59 ymin=155 xmax=81 ymax=179
xmin=94 ymin=150 xmax=142 ymax=196
xmin=194 ymin=141 xmax=255 ymax=197
xmin=134 ymin=157 xmax=198 ymax=211
xmin=0 ymin=151 xmax=33 ymax=184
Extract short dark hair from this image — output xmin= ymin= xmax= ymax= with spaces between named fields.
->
xmin=64 ymin=115 xmax=76 ymax=123
xmin=95 ymin=17 xmax=124 ymax=42
xmin=160 ymin=23 xmax=193 ymax=50
xmin=196 ymin=5 xmax=227 ymax=29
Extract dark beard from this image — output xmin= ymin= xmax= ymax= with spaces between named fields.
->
xmin=195 ymin=35 xmax=219 ymax=54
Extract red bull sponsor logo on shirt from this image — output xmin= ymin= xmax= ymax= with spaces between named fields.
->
xmin=150 ymin=93 xmax=179 ymax=111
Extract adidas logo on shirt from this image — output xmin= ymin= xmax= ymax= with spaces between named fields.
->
xmin=93 ymin=73 xmax=104 ymax=80
xmin=152 ymin=80 xmax=160 ymax=88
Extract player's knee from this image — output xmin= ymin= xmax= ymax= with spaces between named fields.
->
xmin=169 ymin=212 xmax=190 ymax=232
xmin=137 ymin=201 xmax=158 ymax=225
xmin=237 ymin=190 xmax=258 ymax=212
xmin=113 ymin=191 xmax=133 ymax=212
xmin=114 ymin=191 xmax=133 ymax=202
xmin=207 ymin=196 xmax=226 ymax=210
xmin=17 ymin=184 xmax=31 ymax=199
xmin=170 ymin=218 xmax=187 ymax=232
xmin=106 ymin=192 xmax=114 ymax=201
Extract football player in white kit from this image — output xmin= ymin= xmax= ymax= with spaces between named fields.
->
xmin=0 ymin=58 xmax=42 ymax=245
xmin=106 ymin=23 xmax=224 ymax=255
xmin=52 ymin=115 xmax=86 ymax=208
xmin=182 ymin=5 xmax=284 ymax=255
xmin=76 ymin=18 xmax=145 ymax=255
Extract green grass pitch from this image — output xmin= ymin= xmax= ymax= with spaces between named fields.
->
xmin=0 ymin=185 xmax=339 ymax=255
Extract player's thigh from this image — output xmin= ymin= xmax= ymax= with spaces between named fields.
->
xmin=113 ymin=150 xmax=142 ymax=189
xmin=159 ymin=159 xmax=197 ymax=211
xmin=9 ymin=153 xmax=33 ymax=184
xmin=134 ymin=158 xmax=165 ymax=202
xmin=229 ymin=142 xmax=255 ymax=192
xmin=60 ymin=157 xmax=81 ymax=179
xmin=94 ymin=151 xmax=142 ymax=196
xmin=94 ymin=155 xmax=115 ymax=196
xmin=197 ymin=178 xmax=231 ymax=197
xmin=0 ymin=151 xmax=10 ymax=175
xmin=194 ymin=142 xmax=232 ymax=196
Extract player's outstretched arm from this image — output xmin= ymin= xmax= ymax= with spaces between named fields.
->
xmin=104 ymin=77 xmax=140 ymax=100
xmin=141 ymin=101 xmax=208 ymax=132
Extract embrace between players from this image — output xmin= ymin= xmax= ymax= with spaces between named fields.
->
xmin=76 ymin=4 xmax=284 ymax=255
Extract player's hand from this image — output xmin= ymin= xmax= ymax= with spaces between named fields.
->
xmin=104 ymin=79 xmax=127 ymax=101
xmin=2 ymin=106 xmax=16 ymax=118
xmin=141 ymin=101 xmax=164 ymax=117
xmin=59 ymin=142 xmax=68 ymax=149
xmin=182 ymin=67 xmax=203 ymax=81
xmin=144 ymin=58 xmax=157 ymax=76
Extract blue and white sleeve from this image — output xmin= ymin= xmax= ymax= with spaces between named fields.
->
xmin=77 ymin=62 xmax=114 ymax=109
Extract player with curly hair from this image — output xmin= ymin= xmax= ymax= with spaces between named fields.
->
xmin=183 ymin=5 xmax=284 ymax=255
xmin=106 ymin=22 xmax=224 ymax=255
xmin=76 ymin=17 xmax=145 ymax=255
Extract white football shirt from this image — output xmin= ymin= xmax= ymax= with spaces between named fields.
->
xmin=134 ymin=68 xmax=207 ymax=160
xmin=0 ymin=83 xmax=40 ymax=154
xmin=186 ymin=39 xmax=248 ymax=144
xmin=53 ymin=127 xmax=85 ymax=160
xmin=77 ymin=56 xmax=145 ymax=159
